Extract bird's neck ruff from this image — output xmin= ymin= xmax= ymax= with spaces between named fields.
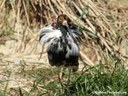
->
xmin=58 ymin=25 xmax=68 ymax=37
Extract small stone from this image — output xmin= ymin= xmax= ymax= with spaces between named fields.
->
xmin=14 ymin=58 xmax=21 ymax=65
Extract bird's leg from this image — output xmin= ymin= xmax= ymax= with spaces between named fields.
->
xmin=60 ymin=67 xmax=66 ymax=78
xmin=67 ymin=67 xmax=72 ymax=86
xmin=38 ymin=46 xmax=44 ymax=60
xmin=58 ymin=67 xmax=65 ymax=93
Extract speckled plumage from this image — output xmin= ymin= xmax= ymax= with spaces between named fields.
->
xmin=39 ymin=14 xmax=81 ymax=71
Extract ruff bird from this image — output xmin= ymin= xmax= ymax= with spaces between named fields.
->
xmin=39 ymin=14 xmax=82 ymax=71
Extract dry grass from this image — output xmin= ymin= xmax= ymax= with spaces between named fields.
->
xmin=0 ymin=0 xmax=128 ymax=95
xmin=0 ymin=0 xmax=127 ymax=64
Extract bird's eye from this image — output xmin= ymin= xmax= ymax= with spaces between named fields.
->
xmin=59 ymin=16 xmax=64 ymax=22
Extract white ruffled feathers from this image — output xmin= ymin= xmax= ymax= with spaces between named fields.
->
xmin=39 ymin=25 xmax=79 ymax=57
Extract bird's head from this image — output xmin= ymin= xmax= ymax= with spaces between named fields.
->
xmin=57 ymin=14 xmax=70 ymax=28
xmin=56 ymin=14 xmax=75 ymax=38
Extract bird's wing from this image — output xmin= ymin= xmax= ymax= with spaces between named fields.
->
xmin=71 ymin=27 xmax=82 ymax=43
xmin=66 ymin=34 xmax=80 ymax=58
xmin=67 ymin=23 xmax=82 ymax=43
xmin=39 ymin=25 xmax=62 ymax=46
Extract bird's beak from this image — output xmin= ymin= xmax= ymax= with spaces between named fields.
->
xmin=62 ymin=20 xmax=68 ymax=27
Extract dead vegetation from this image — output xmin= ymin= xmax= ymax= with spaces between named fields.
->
xmin=0 ymin=0 xmax=128 ymax=95
xmin=0 ymin=0 xmax=127 ymax=65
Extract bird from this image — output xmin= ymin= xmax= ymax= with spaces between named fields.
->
xmin=39 ymin=14 xmax=82 ymax=72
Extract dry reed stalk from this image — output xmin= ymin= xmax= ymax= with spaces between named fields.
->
xmin=0 ymin=0 xmax=127 ymax=66
xmin=22 ymin=0 xmax=30 ymax=26
xmin=0 ymin=0 xmax=6 ymax=10
xmin=80 ymin=51 xmax=95 ymax=66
